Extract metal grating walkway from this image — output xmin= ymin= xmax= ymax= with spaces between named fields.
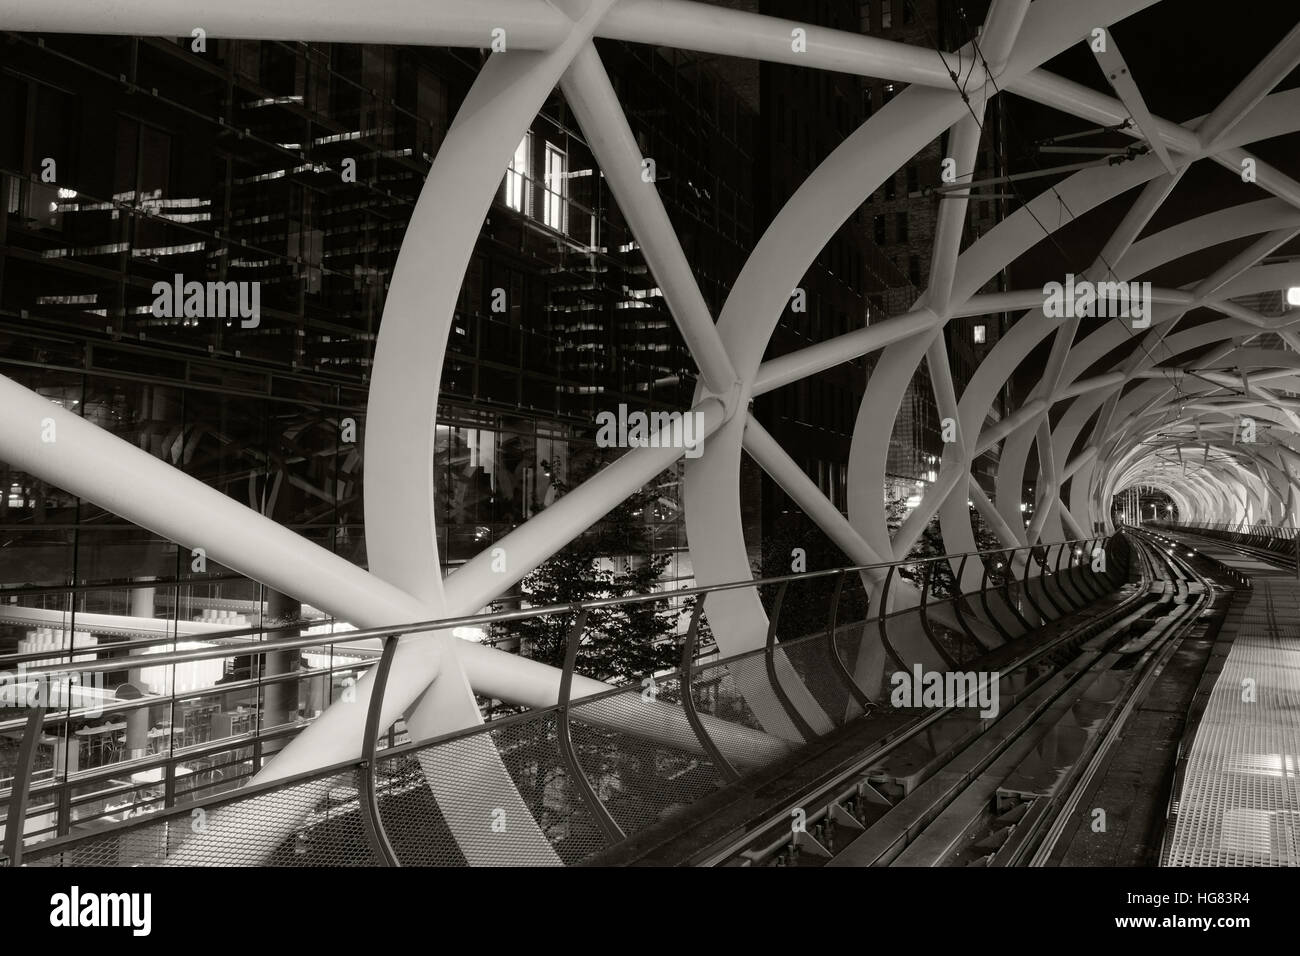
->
xmin=1165 ymin=559 xmax=1300 ymax=866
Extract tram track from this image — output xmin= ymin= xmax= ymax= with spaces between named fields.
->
xmin=699 ymin=530 xmax=1244 ymax=867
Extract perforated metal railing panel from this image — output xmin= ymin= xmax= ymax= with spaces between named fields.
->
xmin=24 ymin=770 xmax=380 ymax=867
xmin=1165 ymin=573 xmax=1300 ymax=866
xmin=14 ymin=551 xmax=1124 ymax=867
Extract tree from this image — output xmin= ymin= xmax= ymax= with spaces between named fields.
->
xmin=502 ymin=462 xmax=679 ymax=686
xmin=488 ymin=461 xmax=706 ymax=852
xmin=755 ymin=511 xmax=869 ymax=639
xmin=884 ymin=492 xmax=954 ymax=596
xmin=883 ymin=490 xmax=1005 ymax=599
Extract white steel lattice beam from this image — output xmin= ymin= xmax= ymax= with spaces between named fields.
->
xmin=2 ymin=0 xmax=1299 ymax=867
xmin=559 ymin=42 xmax=739 ymax=400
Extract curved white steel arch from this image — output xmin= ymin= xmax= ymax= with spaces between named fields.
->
xmin=2 ymin=0 xmax=1300 ymax=861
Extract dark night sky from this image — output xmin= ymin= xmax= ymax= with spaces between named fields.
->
xmin=1006 ymin=0 xmax=1300 ymax=292
xmin=992 ymin=0 xmax=1300 ymax=399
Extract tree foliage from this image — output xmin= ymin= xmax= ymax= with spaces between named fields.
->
xmin=755 ymin=511 xmax=866 ymax=639
xmin=505 ymin=464 xmax=679 ymax=685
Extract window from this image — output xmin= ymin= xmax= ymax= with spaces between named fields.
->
xmin=903 ymin=2 xmax=914 ymax=24
xmin=882 ymin=82 xmax=897 ymax=104
xmin=906 ymin=165 xmax=919 ymax=195
xmin=864 ymin=87 xmax=874 ymax=118
xmin=881 ymin=0 xmax=892 ymax=29
xmin=874 ymin=214 xmax=887 ymax=245
xmin=505 ymin=134 xmax=530 ymax=212
xmin=973 ymin=324 xmax=986 ymax=344
xmin=896 ymin=211 xmax=909 ymax=243
xmin=884 ymin=174 xmax=896 ymax=201
xmin=908 ymin=255 xmax=921 ymax=287
xmin=543 ymin=142 xmax=566 ymax=232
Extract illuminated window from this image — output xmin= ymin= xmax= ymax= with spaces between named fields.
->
xmin=973 ymin=324 xmax=986 ymax=344
xmin=544 ymin=142 xmax=566 ymax=232
xmin=881 ymin=0 xmax=892 ymax=29
xmin=505 ymin=135 xmax=530 ymax=212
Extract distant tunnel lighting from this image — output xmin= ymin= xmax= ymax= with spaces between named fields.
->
xmin=1288 ymin=287 xmax=1300 ymax=307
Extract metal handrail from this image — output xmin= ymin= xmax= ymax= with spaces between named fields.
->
xmin=1156 ymin=521 xmax=1298 ymax=572
xmin=0 ymin=537 xmax=1110 ymax=678
xmin=4 ymin=532 xmax=1123 ymax=862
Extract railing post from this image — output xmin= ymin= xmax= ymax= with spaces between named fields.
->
xmin=2 ymin=706 xmax=46 ymax=866
xmin=678 ymin=598 xmax=741 ymax=782
xmin=1051 ymin=540 xmax=1071 ymax=608
xmin=1000 ymin=549 xmax=1034 ymax=633
xmin=1069 ymin=539 xmax=1090 ymax=601
xmin=557 ymin=608 xmax=625 ymax=844
xmin=949 ymin=554 xmax=988 ymax=660
xmin=164 ymin=759 xmax=177 ymax=809
xmin=876 ymin=564 xmax=910 ymax=671
xmin=1037 ymin=544 xmax=1068 ymax=617
xmin=918 ymin=560 xmax=959 ymax=669
xmin=1107 ymin=534 xmax=1126 ymax=585
xmin=57 ymin=782 xmax=72 ymax=837
xmin=359 ymin=633 xmax=401 ymax=866
xmin=1021 ymin=544 xmax=1049 ymax=623
xmin=979 ymin=552 xmax=1014 ymax=643
xmin=1055 ymin=540 xmax=1086 ymax=609
xmin=1077 ymin=538 xmax=1103 ymax=599
xmin=764 ymin=581 xmax=818 ymax=740
xmin=825 ymin=569 xmax=874 ymax=709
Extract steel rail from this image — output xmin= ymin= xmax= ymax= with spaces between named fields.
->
xmin=694 ymin=535 xmax=1157 ymax=867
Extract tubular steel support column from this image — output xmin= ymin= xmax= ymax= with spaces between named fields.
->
xmin=2 ymin=707 xmax=46 ymax=866
xmin=764 ymin=582 xmax=817 ymax=741
xmin=360 ymin=635 xmax=401 ymax=867
xmin=678 ymin=599 xmax=741 ymax=782
xmin=557 ymin=609 xmax=626 ymax=844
